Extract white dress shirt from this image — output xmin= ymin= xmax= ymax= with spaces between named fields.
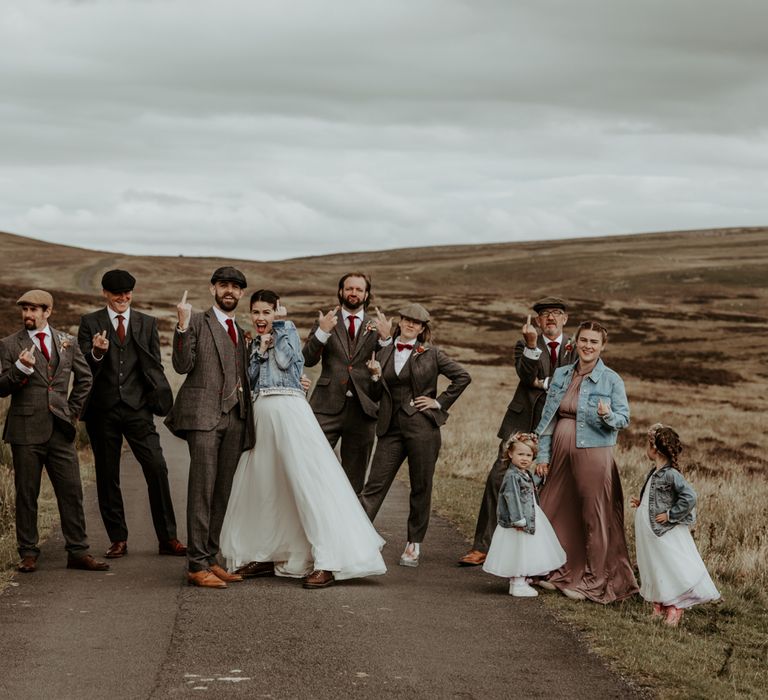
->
xmin=522 ymin=333 xmax=564 ymax=390
xmin=15 ymin=325 xmax=52 ymax=375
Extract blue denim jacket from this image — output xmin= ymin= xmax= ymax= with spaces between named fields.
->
xmin=535 ymin=359 xmax=630 ymax=465
xmin=248 ymin=320 xmax=304 ymax=396
xmin=639 ymin=465 xmax=697 ymax=536
xmin=497 ymin=467 xmax=542 ymax=535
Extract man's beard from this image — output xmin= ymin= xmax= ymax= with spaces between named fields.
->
xmin=23 ymin=319 xmax=36 ymax=330
xmin=215 ymin=292 xmax=239 ymax=312
xmin=340 ymin=294 xmax=365 ymax=311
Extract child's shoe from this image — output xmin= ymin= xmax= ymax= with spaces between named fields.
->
xmin=664 ymin=605 xmax=684 ymax=627
xmin=509 ymin=577 xmax=538 ymax=597
xmin=399 ymin=542 xmax=420 ymax=567
xmin=651 ymin=602 xmax=665 ymax=619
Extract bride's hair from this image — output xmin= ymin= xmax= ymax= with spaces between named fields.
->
xmin=250 ymin=289 xmax=280 ymax=309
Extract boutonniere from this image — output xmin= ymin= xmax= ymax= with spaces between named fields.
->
xmin=563 ymin=339 xmax=574 ymax=354
xmin=244 ymin=331 xmax=253 ymax=346
xmin=57 ymin=333 xmax=72 ymax=350
xmin=415 ymin=344 xmax=428 ymax=354
xmin=364 ymin=321 xmax=377 ymax=334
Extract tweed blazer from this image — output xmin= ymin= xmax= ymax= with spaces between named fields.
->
xmin=164 ymin=308 xmax=255 ymax=449
xmin=497 ymin=335 xmax=575 ymax=440
xmin=0 ymin=326 xmax=92 ymax=445
xmin=372 ymin=341 xmax=471 ymax=436
xmin=78 ymin=307 xmax=174 ymax=417
xmin=303 ymin=310 xmax=381 ymax=419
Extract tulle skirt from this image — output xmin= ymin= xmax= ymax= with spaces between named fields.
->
xmin=634 ymin=486 xmax=719 ymax=608
xmin=220 ymin=394 xmax=386 ymax=580
xmin=483 ymin=505 xmax=566 ymax=578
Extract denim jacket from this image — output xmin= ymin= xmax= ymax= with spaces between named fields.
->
xmin=248 ymin=320 xmax=304 ymax=396
xmin=535 ymin=359 xmax=630 ymax=465
xmin=639 ymin=465 xmax=697 ymax=536
xmin=497 ymin=467 xmax=541 ymax=535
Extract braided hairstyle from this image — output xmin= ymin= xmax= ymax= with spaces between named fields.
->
xmin=651 ymin=425 xmax=683 ymax=470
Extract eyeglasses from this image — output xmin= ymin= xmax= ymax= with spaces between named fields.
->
xmin=538 ymin=309 xmax=565 ymax=318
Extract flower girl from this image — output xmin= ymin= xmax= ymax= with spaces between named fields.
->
xmin=631 ymin=424 xmax=720 ymax=626
xmin=483 ymin=433 xmax=566 ymax=597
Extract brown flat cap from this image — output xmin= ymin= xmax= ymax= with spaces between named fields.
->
xmin=17 ymin=290 xmax=54 ymax=308
xmin=399 ymin=303 xmax=430 ymax=323
xmin=211 ymin=266 xmax=247 ymax=288
xmin=532 ymin=297 xmax=567 ymax=313
xmin=101 ymin=269 xmax=136 ymax=293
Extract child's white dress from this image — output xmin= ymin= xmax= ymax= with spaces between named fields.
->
xmin=483 ymin=505 xmax=566 ymax=578
xmin=634 ymin=485 xmax=720 ymax=608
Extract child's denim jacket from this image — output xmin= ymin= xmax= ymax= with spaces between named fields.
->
xmin=639 ymin=464 xmax=697 ymax=536
xmin=535 ymin=359 xmax=630 ymax=465
xmin=248 ymin=320 xmax=304 ymax=397
xmin=497 ymin=467 xmax=541 ymax=535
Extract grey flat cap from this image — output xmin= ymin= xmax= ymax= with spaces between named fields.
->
xmin=398 ymin=303 xmax=430 ymax=323
xmin=532 ymin=297 xmax=567 ymax=313
xmin=17 ymin=289 xmax=54 ymax=308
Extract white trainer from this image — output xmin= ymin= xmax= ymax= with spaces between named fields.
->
xmin=509 ymin=577 xmax=538 ymax=597
xmin=399 ymin=542 xmax=420 ymax=567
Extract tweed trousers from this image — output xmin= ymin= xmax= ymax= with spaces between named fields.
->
xmin=361 ymin=409 xmax=441 ymax=543
xmin=185 ymin=409 xmax=245 ymax=572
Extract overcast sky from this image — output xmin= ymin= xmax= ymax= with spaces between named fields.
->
xmin=1 ymin=0 xmax=766 ymax=260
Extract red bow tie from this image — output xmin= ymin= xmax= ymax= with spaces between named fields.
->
xmin=396 ymin=343 xmax=413 ymax=352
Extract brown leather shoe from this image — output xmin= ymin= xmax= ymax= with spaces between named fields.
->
xmin=158 ymin=539 xmax=187 ymax=556
xmin=234 ymin=560 xmax=275 ymax=578
xmin=210 ymin=564 xmax=244 ymax=583
xmin=67 ymin=554 xmax=110 ymax=571
xmin=187 ymin=569 xmax=227 ymax=589
xmin=303 ymin=569 xmax=334 ymax=589
xmin=17 ymin=555 xmax=37 ymax=573
xmin=105 ymin=541 xmax=128 ymax=558
xmin=458 ymin=549 xmax=486 ymax=566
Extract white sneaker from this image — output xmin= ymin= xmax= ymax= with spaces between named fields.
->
xmin=509 ymin=578 xmax=538 ymax=597
xmin=399 ymin=542 xmax=420 ymax=567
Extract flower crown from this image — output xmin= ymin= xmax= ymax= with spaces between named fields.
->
xmin=504 ymin=432 xmax=538 ymax=449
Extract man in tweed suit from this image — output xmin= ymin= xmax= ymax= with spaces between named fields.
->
xmin=302 ymin=273 xmax=392 ymax=494
xmin=458 ymin=297 xmax=574 ymax=566
xmin=78 ymin=269 xmax=185 ymax=560
xmin=0 ymin=290 xmax=108 ymax=573
xmin=165 ymin=267 xmax=255 ymax=588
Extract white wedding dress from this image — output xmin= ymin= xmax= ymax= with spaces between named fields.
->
xmin=220 ymin=392 xmax=386 ymax=580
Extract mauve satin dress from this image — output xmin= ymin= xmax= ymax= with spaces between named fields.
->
xmin=538 ymin=371 xmax=638 ymax=604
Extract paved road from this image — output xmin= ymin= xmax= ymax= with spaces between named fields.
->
xmin=0 ymin=424 xmax=640 ymax=699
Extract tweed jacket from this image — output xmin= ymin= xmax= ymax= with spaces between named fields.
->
xmin=78 ymin=307 xmax=174 ymax=417
xmin=303 ymin=310 xmax=382 ymax=419
xmin=638 ymin=465 xmax=697 ymax=536
xmin=497 ymin=335 xmax=575 ymax=440
xmin=372 ymin=341 xmax=471 ymax=436
xmin=0 ymin=326 xmax=92 ymax=444
xmin=164 ymin=308 xmax=255 ymax=449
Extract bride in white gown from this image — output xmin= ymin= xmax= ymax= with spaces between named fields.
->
xmin=219 ymin=290 xmax=386 ymax=588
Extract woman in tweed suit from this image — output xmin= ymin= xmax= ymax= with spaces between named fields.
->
xmin=360 ymin=303 xmax=471 ymax=567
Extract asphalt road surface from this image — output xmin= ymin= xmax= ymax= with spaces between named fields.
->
xmin=0 ymin=423 xmax=640 ymax=699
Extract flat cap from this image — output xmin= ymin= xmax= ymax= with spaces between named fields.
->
xmin=17 ymin=289 xmax=54 ymax=308
xmin=532 ymin=297 xmax=567 ymax=313
xmin=398 ymin=302 xmax=430 ymax=323
xmin=210 ymin=266 xmax=247 ymax=288
xmin=101 ymin=269 xmax=136 ymax=293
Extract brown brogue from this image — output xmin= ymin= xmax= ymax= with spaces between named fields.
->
xmin=234 ymin=560 xmax=275 ymax=578
xmin=67 ymin=554 xmax=110 ymax=571
xmin=17 ymin=556 xmax=38 ymax=573
xmin=210 ymin=564 xmax=244 ymax=583
xmin=303 ymin=569 xmax=334 ymax=589
xmin=158 ymin=539 xmax=187 ymax=556
xmin=105 ymin=541 xmax=128 ymax=558
xmin=458 ymin=549 xmax=486 ymax=566
xmin=187 ymin=570 xmax=227 ymax=589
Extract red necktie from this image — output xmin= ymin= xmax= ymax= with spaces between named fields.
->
xmin=548 ymin=341 xmax=558 ymax=368
xmin=348 ymin=315 xmax=356 ymax=340
xmin=396 ymin=343 xmax=413 ymax=352
xmin=225 ymin=319 xmax=238 ymax=345
xmin=36 ymin=332 xmax=50 ymax=362
xmin=116 ymin=315 xmax=126 ymax=343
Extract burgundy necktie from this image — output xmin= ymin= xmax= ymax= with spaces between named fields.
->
xmin=548 ymin=341 xmax=558 ymax=368
xmin=116 ymin=315 xmax=126 ymax=343
xmin=225 ymin=319 xmax=238 ymax=345
xmin=396 ymin=343 xmax=413 ymax=352
xmin=348 ymin=315 xmax=357 ymax=340
xmin=36 ymin=332 xmax=50 ymax=362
